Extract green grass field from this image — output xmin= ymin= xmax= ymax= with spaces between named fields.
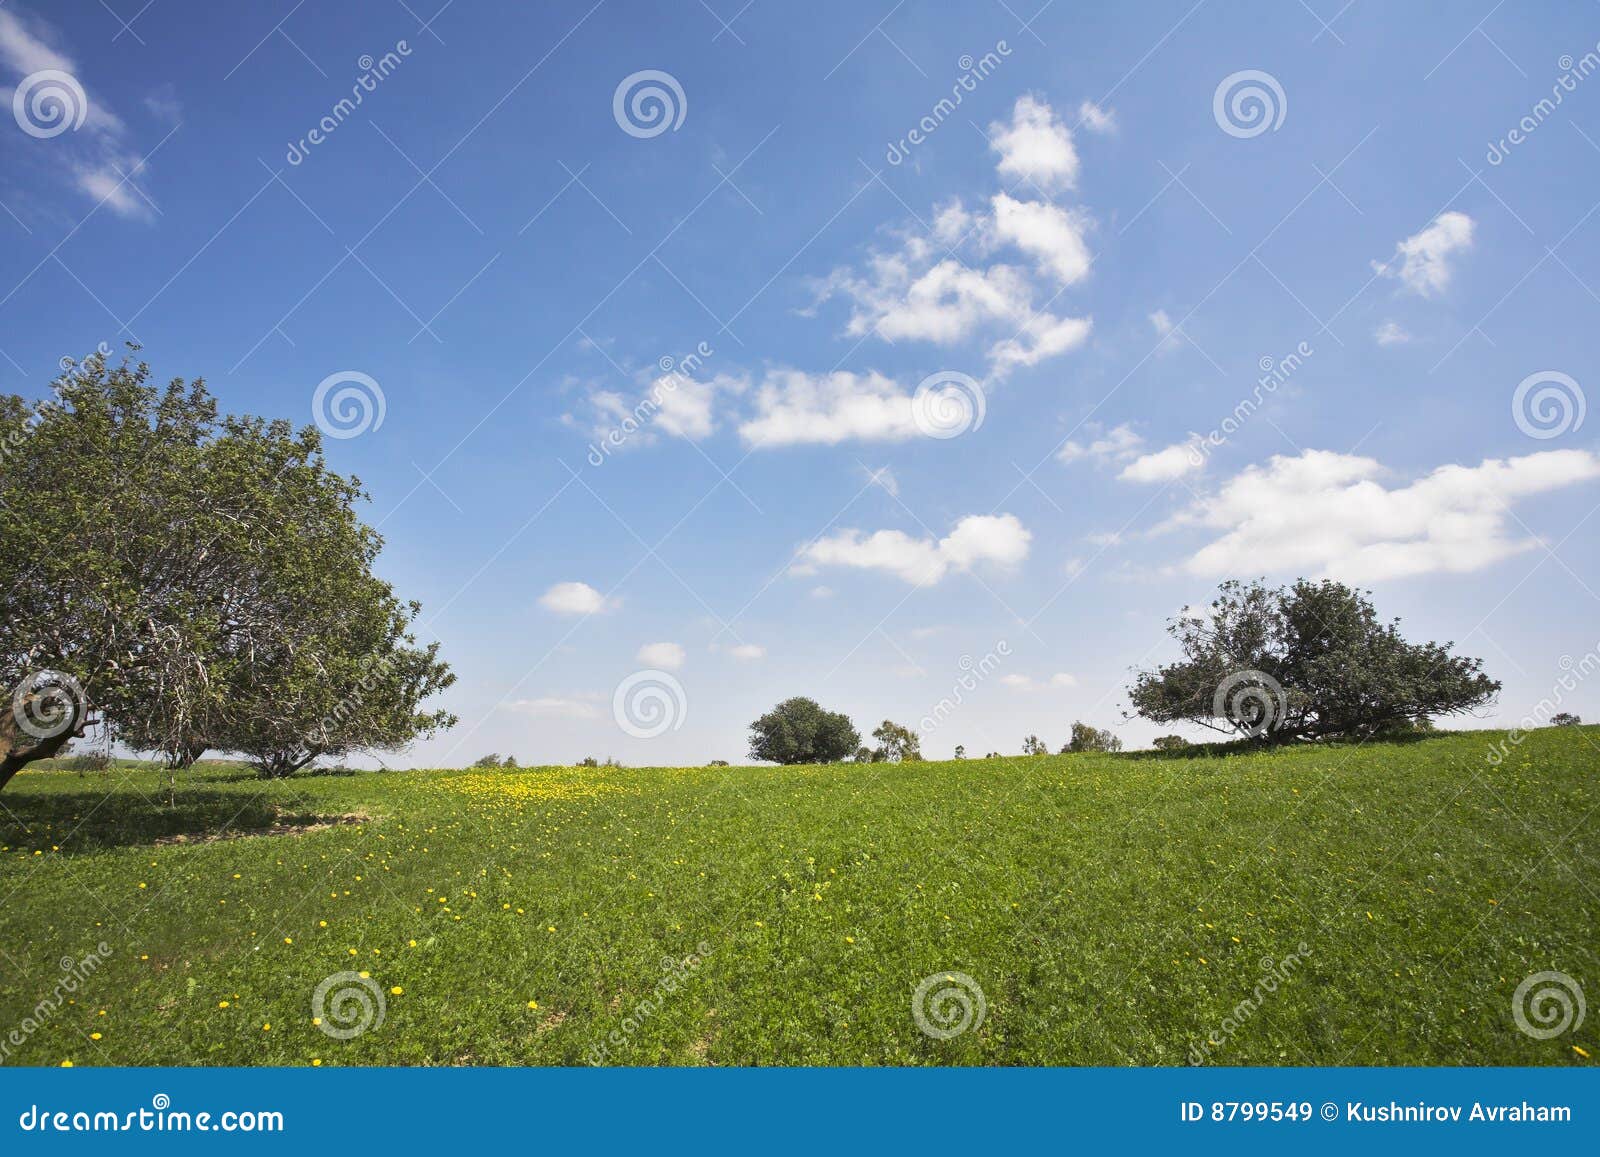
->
xmin=2 ymin=728 xmax=1595 ymax=1067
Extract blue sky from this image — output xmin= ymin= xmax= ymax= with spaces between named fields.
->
xmin=2 ymin=1 xmax=1598 ymax=765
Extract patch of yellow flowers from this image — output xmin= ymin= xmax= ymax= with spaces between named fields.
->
xmin=435 ymin=769 xmax=631 ymax=805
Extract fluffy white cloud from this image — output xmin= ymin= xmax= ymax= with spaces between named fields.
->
xmin=1078 ymin=100 xmax=1116 ymax=134
xmin=1374 ymin=320 xmax=1411 ymax=346
xmin=1166 ymin=448 xmax=1600 ymax=582
xmin=574 ymin=371 xmax=743 ymax=448
xmin=987 ymin=193 xmax=1093 ymax=285
xmin=0 ymin=8 xmax=152 ymax=219
xmin=988 ymin=311 xmax=1093 ymax=376
xmin=793 ymin=513 xmax=1032 ymax=586
xmin=727 ymin=643 xmax=765 ymax=660
xmin=1057 ymin=423 xmax=1144 ymax=465
xmin=738 ymin=370 xmax=920 ymax=447
xmin=990 ymin=94 xmax=1079 ymax=191
xmin=1374 ymin=212 xmax=1474 ymax=297
xmin=1119 ymin=441 xmax=1203 ymax=484
xmin=636 ymin=642 xmax=686 ymax=669
xmin=539 ymin=581 xmax=610 ymax=615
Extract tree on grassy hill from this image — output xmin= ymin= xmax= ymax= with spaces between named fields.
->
xmin=748 ymin=697 xmax=859 ymax=765
xmin=1551 ymin=712 xmax=1581 ymax=727
xmin=867 ymin=719 xmax=922 ymax=762
xmin=1128 ymin=579 xmax=1499 ymax=743
xmin=473 ymin=754 xmax=503 ymax=767
xmin=1063 ymin=722 xmax=1122 ymax=753
xmin=1151 ymin=735 xmax=1189 ymax=752
xmin=1021 ymin=734 xmax=1048 ymax=756
xmin=0 ymin=350 xmax=454 ymax=790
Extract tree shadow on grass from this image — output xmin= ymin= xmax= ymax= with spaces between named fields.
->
xmin=0 ymin=787 xmax=337 ymax=853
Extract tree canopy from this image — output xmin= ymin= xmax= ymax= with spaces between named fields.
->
xmin=748 ymin=697 xmax=859 ymax=765
xmin=1128 ymin=579 xmax=1499 ymax=743
xmin=0 ymin=351 xmax=454 ymax=788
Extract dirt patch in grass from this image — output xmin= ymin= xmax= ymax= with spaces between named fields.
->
xmin=154 ymin=810 xmax=375 ymax=845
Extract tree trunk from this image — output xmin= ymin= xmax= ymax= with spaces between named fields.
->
xmin=0 ymin=697 xmax=80 ymax=791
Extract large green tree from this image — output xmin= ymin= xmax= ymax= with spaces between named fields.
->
xmin=1128 ymin=579 xmax=1499 ymax=743
xmin=747 ymin=697 xmax=859 ymax=765
xmin=0 ymin=350 xmax=453 ymax=789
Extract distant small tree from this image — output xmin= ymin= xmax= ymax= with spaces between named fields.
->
xmin=868 ymin=720 xmax=922 ymax=763
xmin=502 ymin=755 xmax=518 ymax=768
xmin=473 ymin=754 xmax=502 ymax=768
xmin=1129 ymin=579 xmax=1499 ymax=743
xmin=748 ymin=697 xmax=860 ymax=765
xmin=1064 ymin=722 xmax=1122 ymax=753
xmin=707 ymin=759 xmax=730 ymax=767
xmin=1021 ymin=734 xmax=1048 ymax=756
xmin=1151 ymin=734 xmax=1189 ymax=752
xmin=985 ymin=751 xmax=1001 ymax=759
xmin=1551 ymin=712 xmax=1582 ymax=727
xmin=953 ymin=745 xmax=965 ymax=759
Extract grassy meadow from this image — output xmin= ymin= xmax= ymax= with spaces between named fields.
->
xmin=1 ymin=727 xmax=1596 ymax=1067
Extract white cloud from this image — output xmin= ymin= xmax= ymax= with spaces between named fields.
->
xmin=1150 ymin=309 xmax=1174 ymax=336
xmin=739 ymin=369 xmax=920 ymax=447
xmin=861 ymin=464 xmax=900 ymax=497
xmin=539 ymin=581 xmax=610 ymax=615
xmin=990 ymin=94 xmax=1079 ymax=192
xmin=1165 ymin=448 xmax=1600 ymax=582
xmin=1374 ymin=212 xmax=1474 ymax=297
xmin=794 ymin=513 xmax=1032 ymax=586
xmin=505 ymin=697 xmax=600 ymax=720
xmin=573 ymin=371 xmax=743 ymax=448
xmin=1057 ymin=422 xmax=1143 ymax=466
xmin=809 ymin=585 xmax=835 ymax=599
xmin=1078 ymin=100 xmax=1116 ymax=134
xmin=986 ymin=193 xmax=1093 ymax=285
xmin=1374 ymin=320 xmax=1411 ymax=346
xmin=0 ymin=8 xmax=151 ymax=220
xmin=988 ymin=311 xmax=1093 ymax=376
xmin=727 ymin=643 xmax=766 ymax=660
xmin=1000 ymin=673 xmax=1034 ymax=690
xmin=636 ymin=642 xmax=686 ymax=669
xmin=1050 ymin=672 xmax=1079 ymax=687
xmin=1119 ymin=440 xmax=1203 ymax=483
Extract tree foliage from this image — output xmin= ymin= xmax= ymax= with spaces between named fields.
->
xmin=1127 ymin=579 xmax=1499 ymax=743
xmin=0 ymin=351 xmax=454 ymax=789
xmin=866 ymin=719 xmax=922 ymax=763
xmin=747 ymin=697 xmax=859 ymax=765
xmin=1063 ymin=722 xmax=1122 ymax=753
